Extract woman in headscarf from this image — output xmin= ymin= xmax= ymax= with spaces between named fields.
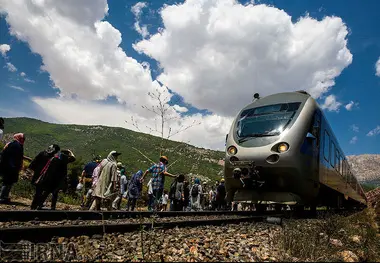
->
xmin=0 ymin=133 xmax=25 ymax=204
xmin=190 ymin=178 xmax=203 ymax=211
xmin=33 ymin=149 xmax=76 ymax=210
xmin=90 ymin=151 xmax=121 ymax=211
xmin=126 ymin=170 xmax=143 ymax=211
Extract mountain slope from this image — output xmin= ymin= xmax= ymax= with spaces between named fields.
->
xmin=2 ymin=117 xmax=225 ymax=183
xmin=347 ymin=154 xmax=380 ymax=185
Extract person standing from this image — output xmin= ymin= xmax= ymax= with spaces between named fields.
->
xmin=172 ymin=174 xmax=185 ymax=211
xmin=33 ymin=149 xmax=76 ymax=210
xmin=90 ymin=151 xmax=121 ymax=211
xmin=216 ymin=178 xmax=226 ymax=210
xmin=29 ymin=144 xmax=61 ymax=209
xmin=126 ymin=170 xmax=143 ymax=211
xmin=161 ymin=190 xmax=169 ymax=211
xmin=183 ymin=180 xmax=190 ymax=211
xmin=112 ymin=162 xmax=127 ymax=210
xmin=80 ymin=156 xmax=101 ymax=209
xmin=190 ymin=178 xmax=202 ymax=211
xmin=0 ymin=133 xmax=25 ymax=204
xmin=147 ymin=178 xmax=154 ymax=211
xmin=140 ymin=156 xmax=177 ymax=211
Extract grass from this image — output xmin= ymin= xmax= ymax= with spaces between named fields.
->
xmin=280 ymin=209 xmax=380 ymax=262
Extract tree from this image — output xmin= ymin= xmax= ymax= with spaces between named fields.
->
xmin=126 ymin=86 xmax=201 ymax=158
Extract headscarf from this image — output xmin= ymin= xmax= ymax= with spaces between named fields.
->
xmin=46 ymin=144 xmax=60 ymax=155
xmin=107 ymin=150 xmax=119 ymax=163
xmin=14 ymin=133 xmax=25 ymax=145
xmin=194 ymin=178 xmax=200 ymax=185
xmin=133 ymin=170 xmax=143 ymax=181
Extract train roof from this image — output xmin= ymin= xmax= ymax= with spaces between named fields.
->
xmin=241 ymin=91 xmax=313 ymax=112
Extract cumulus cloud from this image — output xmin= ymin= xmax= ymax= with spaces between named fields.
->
xmin=133 ymin=0 xmax=353 ymax=116
xmin=350 ymin=124 xmax=359 ymax=133
xmin=321 ymin=94 xmax=342 ymax=112
xmin=0 ymin=44 xmax=10 ymax=57
xmin=32 ymin=97 xmax=232 ymax=150
xmin=20 ymin=72 xmax=26 ymax=77
xmin=131 ymin=2 xmax=149 ymax=38
xmin=5 ymin=62 xmax=17 ymax=72
xmin=376 ymin=57 xmax=380 ymax=77
xmin=349 ymin=136 xmax=357 ymax=144
xmin=344 ymin=100 xmax=359 ymax=111
xmin=0 ymin=0 xmax=161 ymax=116
xmin=367 ymin=126 xmax=380 ymax=137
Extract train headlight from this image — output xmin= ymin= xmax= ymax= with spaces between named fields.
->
xmin=227 ymin=146 xmax=238 ymax=156
xmin=278 ymin=143 xmax=289 ymax=153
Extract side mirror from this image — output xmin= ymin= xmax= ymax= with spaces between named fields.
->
xmin=306 ymin=132 xmax=316 ymax=140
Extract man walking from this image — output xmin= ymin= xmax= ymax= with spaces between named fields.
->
xmin=140 ymin=156 xmax=177 ymax=211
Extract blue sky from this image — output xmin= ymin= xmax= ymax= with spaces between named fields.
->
xmin=0 ymin=0 xmax=379 ymax=154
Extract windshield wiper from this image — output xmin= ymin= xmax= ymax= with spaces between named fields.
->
xmin=238 ymin=133 xmax=277 ymax=143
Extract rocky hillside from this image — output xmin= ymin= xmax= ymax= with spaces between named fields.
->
xmin=347 ymin=154 xmax=380 ymax=185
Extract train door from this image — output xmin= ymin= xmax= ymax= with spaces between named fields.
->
xmin=310 ymin=110 xmax=321 ymax=181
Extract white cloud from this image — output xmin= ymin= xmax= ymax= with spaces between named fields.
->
xmin=133 ymin=0 xmax=353 ymax=116
xmin=5 ymin=62 xmax=17 ymax=72
xmin=19 ymin=72 xmax=35 ymax=83
xmin=0 ymin=44 xmax=10 ymax=57
xmin=0 ymin=0 xmax=160 ymax=117
xmin=173 ymin=104 xmax=189 ymax=113
xmin=131 ymin=2 xmax=149 ymax=38
xmin=350 ymin=124 xmax=359 ymax=133
xmin=349 ymin=136 xmax=357 ymax=144
xmin=9 ymin=85 xmax=25 ymax=92
xmin=24 ymin=78 xmax=35 ymax=83
xmin=367 ymin=126 xmax=380 ymax=137
xmin=345 ymin=100 xmax=359 ymax=111
xmin=32 ymin=97 xmax=232 ymax=150
xmin=321 ymin=94 xmax=342 ymax=112
xmin=376 ymin=57 xmax=380 ymax=77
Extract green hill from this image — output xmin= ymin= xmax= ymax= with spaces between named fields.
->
xmin=2 ymin=117 xmax=225 ymax=184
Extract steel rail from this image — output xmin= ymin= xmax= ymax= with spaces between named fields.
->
xmin=0 ymin=210 xmax=281 ymax=222
xmin=0 ymin=216 xmax=271 ymax=243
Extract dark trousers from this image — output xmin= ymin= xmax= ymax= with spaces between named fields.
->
xmin=0 ymin=183 xmax=13 ymax=201
xmin=33 ymin=188 xmax=59 ymax=210
xmin=148 ymin=194 xmax=154 ymax=211
xmin=173 ymin=199 xmax=183 ymax=211
xmin=126 ymin=198 xmax=137 ymax=211
xmin=31 ymin=186 xmax=43 ymax=209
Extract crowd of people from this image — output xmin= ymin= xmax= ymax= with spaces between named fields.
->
xmin=0 ymin=129 xmax=228 ymax=211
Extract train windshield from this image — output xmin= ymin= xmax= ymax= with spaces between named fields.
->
xmin=236 ymin=102 xmax=301 ymax=140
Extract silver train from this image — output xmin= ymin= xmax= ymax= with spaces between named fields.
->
xmin=224 ymin=91 xmax=367 ymax=210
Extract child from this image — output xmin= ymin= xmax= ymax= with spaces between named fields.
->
xmin=161 ymin=190 xmax=169 ymax=211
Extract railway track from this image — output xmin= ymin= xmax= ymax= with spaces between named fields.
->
xmin=0 ymin=209 xmax=357 ymax=243
xmin=0 ymin=210 xmax=278 ymax=222
xmin=0 ymin=215 xmax=275 ymax=243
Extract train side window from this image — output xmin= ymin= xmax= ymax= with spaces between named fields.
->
xmin=323 ymin=130 xmax=330 ymax=162
xmin=330 ymin=142 xmax=336 ymax=167
xmin=336 ymin=151 xmax=340 ymax=172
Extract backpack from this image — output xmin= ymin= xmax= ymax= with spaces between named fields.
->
xmin=169 ymin=179 xmax=177 ymax=199
xmin=191 ymin=184 xmax=199 ymax=197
